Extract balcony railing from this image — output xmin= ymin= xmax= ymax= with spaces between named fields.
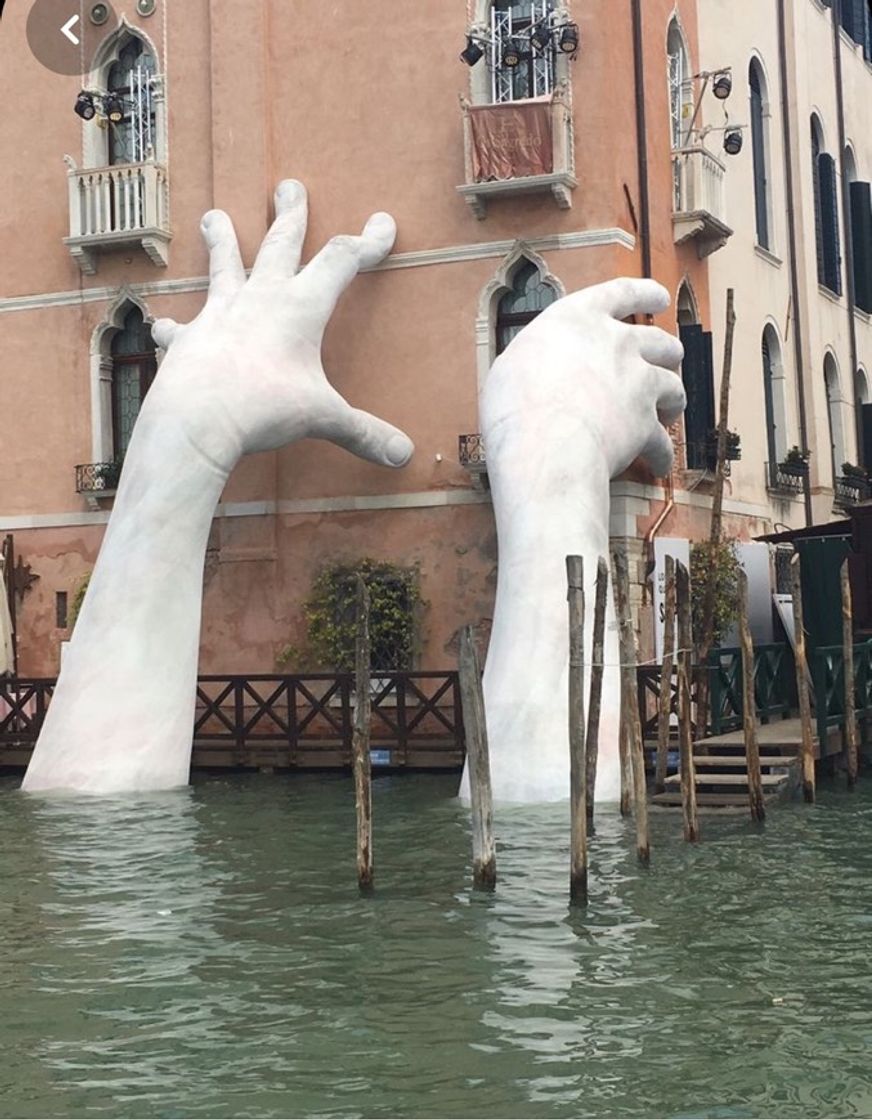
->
xmin=671 ymin=146 xmax=733 ymax=258
xmin=835 ymin=474 xmax=872 ymax=509
xmin=457 ymin=84 xmax=576 ymax=218
xmin=76 ymin=461 xmax=122 ymax=494
xmin=767 ymin=460 xmax=808 ymax=496
xmin=458 ymin=434 xmax=487 ymax=472
xmin=64 ymin=158 xmax=171 ymax=274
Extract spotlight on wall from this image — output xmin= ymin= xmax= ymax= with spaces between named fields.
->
xmin=104 ymin=94 xmax=125 ymax=124
xmin=530 ymin=21 xmax=552 ymax=52
xmin=460 ymin=36 xmax=484 ymax=66
xmin=723 ymin=127 xmax=743 ymax=155
xmin=558 ymin=23 xmax=580 ymax=54
xmin=712 ymin=71 xmax=733 ymax=100
xmin=74 ymin=92 xmax=97 ymax=120
xmin=502 ymin=39 xmax=523 ymax=67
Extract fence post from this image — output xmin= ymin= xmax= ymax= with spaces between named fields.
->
xmin=613 ymin=550 xmax=651 ymax=864
xmin=655 ymin=555 xmax=676 ymax=794
xmin=585 ymin=557 xmax=609 ymax=829
xmin=458 ymin=625 xmax=496 ymax=890
xmin=566 ymin=556 xmax=588 ymax=903
xmin=738 ymin=570 xmax=765 ymax=823
xmin=790 ymin=554 xmax=815 ymax=803
xmin=352 ymin=576 xmax=374 ymax=890
xmin=676 ymin=561 xmax=700 ymax=842
xmin=841 ymin=559 xmax=859 ymax=787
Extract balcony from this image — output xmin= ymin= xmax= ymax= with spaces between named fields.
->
xmin=457 ymin=86 xmax=576 ymax=219
xmin=835 ymin=473 xmax=872 ymax=510
xmin=672 ymin=146 xmax=733 ymax=258
xmin=64 ymin=158 xmax=171 ymax=275
xmin=766 ymin=460 xmax=808 ymax=497
xmin=76 ymin=461 xmax=122 ymax=495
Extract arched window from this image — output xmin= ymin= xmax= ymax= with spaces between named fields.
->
xmin=667 ymin=20 xmax=691 ymax=153
xmin=676 ymin=283 xmax=715 ymax=471
xmin=812 ymin=116 xmax=842 ymax=295
xmin=762 ymin=326 xmax=787 ymax=469
xmin=825 ymin=353 xmax=846 ymax=481
xmin=107 ymin=36 xmax=158 ymax=166
xmin=111 ymin=305 xmax=157 ymax=459
xmin=495 ymin=260 xmax=557 ymax=353
xmin=490 ymin=0 xmax=556 ymax=103
xmin=749 ymin=60 xmax=771 ymax=250
xmin=845 ymin=147 xmax=872 ymax=314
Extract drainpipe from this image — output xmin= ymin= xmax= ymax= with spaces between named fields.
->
xmin=631 ymin=0 xmax=652 ymax=279
xmin=831 ymin=0 xmax=863 ymax=466
xmin=777 ymin=0 xmax=813 ymax=526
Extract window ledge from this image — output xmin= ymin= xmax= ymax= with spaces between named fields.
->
xmin=854 ymin=305 xmax=872 ymax=324
xmin=754 ymin=244 xmax=783 ymax=268
xmin=457 ymin=172 xmax=577 ymax=220
xmin=818 ymin=283 xmax=843 ymax=304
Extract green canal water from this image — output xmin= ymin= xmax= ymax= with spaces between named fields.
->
xmin=2 ymin=772 xmax=872 ymax=1119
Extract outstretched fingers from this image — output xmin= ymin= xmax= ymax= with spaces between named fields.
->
xmin=633 ymin=325 xmax=684 ymax=370
xmin=297 ymin=212 xmax=397 ymax=317
xmin=648 ymin=364 xmax=687 ymax=425
xmin=312 ymin=393 xmax=413 ymax=468
xmin=251 ymin=179 xmax=309 ymax=282
xmin=201 ymin=210 xmax=246 ymax=304
xmin=558 ymin=277 xmax=671 ymax=323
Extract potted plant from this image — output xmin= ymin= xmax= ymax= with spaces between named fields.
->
xmin=780 ymin=446 xmax=810 ymax=476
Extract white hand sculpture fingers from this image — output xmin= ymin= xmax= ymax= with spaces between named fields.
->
xmin=251 ymin=179 xmax=309 ymax=282
xmin=298 ymin=212 xmax=397 ymax=318
xmin=647 ymin=364 xmax=687 ymax=425
xmin=201 ymin=210 xmax=246 ymax=305
xmin=152 ymin=318 xmax=183 ymax=350
xmin=639 ymin=421 xmax=676 ymax=479
xmin=557 ymin=277 xmax=671 ymax=323
xmin=633 ymin=325 xmax=684 ymax=370
xmin=311 ymin=393 xmax=414 ymax=468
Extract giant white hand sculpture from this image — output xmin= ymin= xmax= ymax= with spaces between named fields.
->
xmin=23 ymin=181 xmax=413 ymax=794
xmin=465 ymin=278 xmax=685 ymax=804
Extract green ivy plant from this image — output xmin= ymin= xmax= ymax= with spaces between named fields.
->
xmin=68 ymin=572 xmax=92 ymax=631
xmin=303 ymin=558 xmax=422 ymax=672
xmin=690 ymin=540 xmax=741 ymax=649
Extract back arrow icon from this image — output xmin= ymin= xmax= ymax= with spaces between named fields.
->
xmin=61 ymin=14 xmax=80 ymax=45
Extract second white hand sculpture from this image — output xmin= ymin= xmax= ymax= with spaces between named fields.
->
xmin=23 ymin=181 xmax=414 ymax=794
xmin=465 ymin=279 xmax=686 ymax=804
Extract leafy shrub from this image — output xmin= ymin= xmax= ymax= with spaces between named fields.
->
xmin=690 ymin=540 xmax=741 ymax=648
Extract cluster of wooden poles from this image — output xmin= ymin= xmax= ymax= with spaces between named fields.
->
xmin=349 ymin=551 xmax=860 ymax=899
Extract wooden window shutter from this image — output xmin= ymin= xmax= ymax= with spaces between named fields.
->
xmin=850 ymin=181 xmax=872 ymax=313
xmin=812 ymin=129 xmax=825 ymax=285
xmin=679 ymin=325 xmax=716 ymax=470
xmin=819 ymin=152 xmax=842 ymax=294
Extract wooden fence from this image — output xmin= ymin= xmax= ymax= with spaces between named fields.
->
xmin=0 ymin=672 xmax=465 ymax=771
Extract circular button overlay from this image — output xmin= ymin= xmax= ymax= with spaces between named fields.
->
xmin=26 ymin=0 xmax=118 ymax=76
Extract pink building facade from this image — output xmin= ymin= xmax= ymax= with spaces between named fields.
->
xmin=0 ymin=0 xmax=722 ymax=676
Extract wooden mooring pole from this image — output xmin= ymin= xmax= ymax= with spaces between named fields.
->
xmin=790 ymin=553 xmax=815 ymax=803
xmin=841 ymin=559 xmax=859 ymax=788
xmin=738 ymin=570 xmax=765 ymax=823
xmin=613 ymin=550 xmax=650 ymax=865
xmin=585 ymin=557 xmax=609 ymax=829
xmin=655 ymin=555 xmax=677 ymax=794
xmin=458 ymin=625 xmax=496 ymax=889
xmin=566 ymin=556 xmax=588 ymax=903
xmin=676 ymin=561 xmax=700 ymax=842
xmin=352 ymin=576 xmax=374 ymax=889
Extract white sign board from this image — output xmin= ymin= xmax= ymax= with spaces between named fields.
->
xmin=652 ymin=537 xmax=691 ymax=661
xmin=722 ymin=542 xmax=774 ymax=646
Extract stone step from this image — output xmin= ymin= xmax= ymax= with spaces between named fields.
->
xmin=664 ymin=771 xmax=791 ymax=787
xmin=651 ymin=791 xmax=779 ymax=810
xmin=691 ymin=755 xmax=797 ymax=768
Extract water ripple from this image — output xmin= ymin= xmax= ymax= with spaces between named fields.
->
xmin=1 ymin=773 xmax=872 ymax=1117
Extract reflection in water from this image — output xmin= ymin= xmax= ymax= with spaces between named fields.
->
xmin=2 ymin=773 xmax=872 ymax=1118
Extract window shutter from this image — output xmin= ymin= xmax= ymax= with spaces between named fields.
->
xmin=679 ymin=325 xmax=716 ymax=470
xmin=819 ymin=152 xmax=842 ymax=294
xmin=863 ymin=403 xmax=872 ymax=470
xmin=851 ymin=0 xmax=867 ymax=42
xmin=750 ymin=70 xmax=769 ymax=249
xmin=850 ymin=181 xmax=872 ymax=313
xmin=864 ymin=0 xmax=872 ymax=59
xmin=762 ymin=335 xmax=778 ymax=467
